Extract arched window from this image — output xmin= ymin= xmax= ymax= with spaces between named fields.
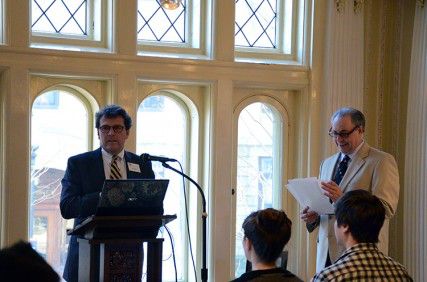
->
xmin=137 ymin=92 xmax=199 ymax=281
xmin=233 ymin=101 xmax=283 ymax=277
xmin=30 ymin=89 xmax=92 ymax=275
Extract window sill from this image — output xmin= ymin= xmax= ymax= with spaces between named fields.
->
xmin=30 ymin=42 xmax=113 ymax=54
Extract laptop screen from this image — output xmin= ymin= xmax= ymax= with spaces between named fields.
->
xmin=96 ymin=179 xmax=169 ymax=216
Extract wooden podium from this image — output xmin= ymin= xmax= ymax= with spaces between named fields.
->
xmin=69 ymin=214 xmax=177 ymax=282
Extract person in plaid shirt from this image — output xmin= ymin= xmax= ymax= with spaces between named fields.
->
xmin=312 ymin=190 xmax=412 ymax=281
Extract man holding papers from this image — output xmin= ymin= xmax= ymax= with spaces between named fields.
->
xmin=300 ymin=107 xmax=399 ymax=272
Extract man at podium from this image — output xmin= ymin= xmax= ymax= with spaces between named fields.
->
xmin=60 ymin=104 xmax=155 ymax=282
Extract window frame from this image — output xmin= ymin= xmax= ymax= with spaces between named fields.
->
xmin=235 ymin=0 xmax=308 ymax=65
xmin=30 ymin=0 xmax=113 ymax=52
xmin=137 ymin=0 xmax=211 ymax=59
xmin=231 ymin=95 xmax=287 ymax=279
xmin=137 ymin=85 xmax=204 ymax=281
xmin=29 ymin=85 xmax=98 ymax=274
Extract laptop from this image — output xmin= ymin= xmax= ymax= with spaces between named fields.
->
xmin=96 ymin=179 xmax=169 ymax=217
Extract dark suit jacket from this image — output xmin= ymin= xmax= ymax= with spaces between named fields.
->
xmin=60 ymin=148 xmax=155 ymax=282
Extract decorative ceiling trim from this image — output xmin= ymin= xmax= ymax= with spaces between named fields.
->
xmin=417 ymin=0 xmax=424 ymax=8
xmin=336 ymin=0 xmax=345 ymax=13
xmin=336 ymin=0 xmax=364 ymax=14
xmin=353 ymin=0 xmax=364 ymax=13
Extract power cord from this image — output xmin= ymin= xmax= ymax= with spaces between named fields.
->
xmin=176 ymin=161 xmax=198 ymax=282
xmin=164 ymin=225 xmax=178 ymax=282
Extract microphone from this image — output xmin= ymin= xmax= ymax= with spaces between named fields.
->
xmin=141 ymin=153 xmax=177 ymax=163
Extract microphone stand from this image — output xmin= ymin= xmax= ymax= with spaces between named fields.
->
xmin=161 ymin=161 xmax=208 ymax=282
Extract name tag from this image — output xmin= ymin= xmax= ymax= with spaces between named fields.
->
xmin=128 ymin=162 xmax=141 ymax=173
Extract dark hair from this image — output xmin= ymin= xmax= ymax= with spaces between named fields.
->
xmin=331 ymin=107 xmax=365 ymax=129
xmin=95 ymin=104 xmax=132 ymax=130
xmin=0 ymin=241 xmax=59 ymax=281
xmin=242 ymin=208 xmax=292 ymax=264
xmin=335 ymin=190 xmax=385 ymax=243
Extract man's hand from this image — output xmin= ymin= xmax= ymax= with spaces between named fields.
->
xmin=320 ymin=180 xmax=343 ymax=203
xmin=300 ymin=206 xmax=319 ymax=224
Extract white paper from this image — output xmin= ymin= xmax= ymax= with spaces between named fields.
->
xmin=286 ymin=177 xmax=334 ymax=214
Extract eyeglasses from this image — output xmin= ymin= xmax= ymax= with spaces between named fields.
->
xmin=328 ymin=125 xmax=359 ymax=138
xmin=99 ymin=125 xmax=125 ymax=134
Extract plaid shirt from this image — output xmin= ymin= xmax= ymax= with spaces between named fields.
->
xmin=312 ymin=243 xmax=413 ymax=281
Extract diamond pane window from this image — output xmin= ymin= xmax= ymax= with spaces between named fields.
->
xmin=235 ymin=0 xmax=302 ymax=63
xmin=32 ymin=0 xmax=87 ymax=36
xmin=137 ymin=0 xmax=187 ymax=43
xmin=235 ymin=0 xmax=277 ymax=48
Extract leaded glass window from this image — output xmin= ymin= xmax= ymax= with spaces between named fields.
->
xmin=137 ymin=0 xmax=187 ymax=43
xmin=30 ymin=0 xmax=109 ymax=50
xmin=235 ymin=0 xmax=278 ymax=48
xmin=137 ymin=0 xmax=206 ymax=57
xmin=32 ymin=0 xmax=88 ymax=36
xmin=235 ymin=0 xmax=300 ymax=62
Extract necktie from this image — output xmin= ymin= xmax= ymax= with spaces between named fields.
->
xmin=333 ymin=155 xmax=350 ymax=185
xmin=110 ymin=155 xmax=122 ymax=179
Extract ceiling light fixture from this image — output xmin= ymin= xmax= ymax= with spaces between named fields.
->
xmin=160 ymin=0 xmax=182 ymax=10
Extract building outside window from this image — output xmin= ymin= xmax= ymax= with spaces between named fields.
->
xmin=137 ymin=94 xmax=192 ymax=281
xmin=30 ymin=90 xmax=90 ymax=276
xmin=234 ymin=102 xmax=282 ymax=278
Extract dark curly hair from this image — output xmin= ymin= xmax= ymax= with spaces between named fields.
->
xmin=95 ymin=104 xmax=132 ymax=130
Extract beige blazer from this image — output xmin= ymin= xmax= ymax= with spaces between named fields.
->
xmin=315 ymin=142 xmax=399 ymax=272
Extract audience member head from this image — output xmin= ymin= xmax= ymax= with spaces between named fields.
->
xmin=95 ymin=104 xmax=132 ymax=130
xmin=0 ymin=241 xmax=59 ymax=281
xmin=242 ymin=208 xmax=292 ymax=265
xmin=335 ymin=189 xmax=385 ymax=244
